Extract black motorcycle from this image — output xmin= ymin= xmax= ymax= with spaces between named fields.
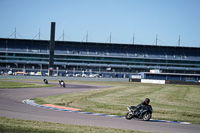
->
xmin=62 ymin=82 xmax=66 ymax=88
xmin=125 ymin=105 xmax=153 ymax=121
xmin=43 ymin=79 xmax=48 ymax=84
xmin=59 ymin=80 xmax=65 ymax=88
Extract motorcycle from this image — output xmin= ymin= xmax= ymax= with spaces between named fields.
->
xmin=59 ymin=80 xmax=66 ymax=88
xmin=125 ymin=105 xmax=153 ymax=121
xmin=62 ymin=82 xmax=66 ymax=88
xmin=43 ymin=79 xmax=48 ymax=84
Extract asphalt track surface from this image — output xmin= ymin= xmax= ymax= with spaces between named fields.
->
xmin=0 ymin=80 xmax=200 ymax=133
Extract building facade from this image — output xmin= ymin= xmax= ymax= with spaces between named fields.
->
xmin=0 ymin=38 xmax=200 ymax=76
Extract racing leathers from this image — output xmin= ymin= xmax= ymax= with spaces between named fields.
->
xmin=134 ymin=101 xmax=149 ymax=118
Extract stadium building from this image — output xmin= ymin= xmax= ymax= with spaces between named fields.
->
xmin=0 ymin=38 xmax=200 ymax=78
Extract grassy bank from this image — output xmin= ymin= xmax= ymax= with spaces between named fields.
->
xmin=0 ymin=80 xmax=150 ymax=133
xmin=0 ymin=81 xmax=56 ymax=89
xmin=35 ymin=81 xmax=200 ymax=124
xmin=0 ymin=117 xmax=148 ymax=133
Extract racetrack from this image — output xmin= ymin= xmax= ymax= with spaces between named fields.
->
xmin=0 ymin=80 xmax=200 ymax=133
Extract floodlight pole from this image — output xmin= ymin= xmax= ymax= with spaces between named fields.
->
xmin=63 ymin=30 xmax=65 ymax=41
xmin=178 ymin=35 xmax=180 ymax=47
xmin=14 ymin=28 xmax=16 ymax=39
xmin=156 ymin=35 xmax=158 ymax=46
xmin=86 ymin=31 xmax=88 ymax=42
xmin=110 ymin=32 xmax=112 ymax=43
xmin=39 ymin=29 xmax=41 ymax=40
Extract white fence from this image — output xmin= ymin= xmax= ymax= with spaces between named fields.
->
xmin=141 ymin=79 xmax=166 ymax=84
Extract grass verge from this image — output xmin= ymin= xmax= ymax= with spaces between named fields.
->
xmin=0 ymin=117 xmax=149 ymax=133
xmin=0 ymin=81 xmax=56 ymax=89
xmin=34 ymin=81 xmax=200 ymax=124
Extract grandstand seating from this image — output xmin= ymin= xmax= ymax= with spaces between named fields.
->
xmin=1 ymin=40 xmax=200 ymax=60
xmin=0 ymin=38 xmax=200 ymax=74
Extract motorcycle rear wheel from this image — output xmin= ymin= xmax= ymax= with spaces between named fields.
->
xmin=125 ymin=112 xmax=134 ymax=120
xmin=142 ymin=112 xmax=151 ymax=121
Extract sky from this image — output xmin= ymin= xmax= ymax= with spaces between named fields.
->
xmin=0 ymin=0 xmax=200 ymax=47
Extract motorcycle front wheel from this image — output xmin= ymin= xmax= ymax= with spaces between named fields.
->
xmin=125 ymin=112 xmax=134 ymax=120
xmin=142 ymin=112 xmax=151 ymax=121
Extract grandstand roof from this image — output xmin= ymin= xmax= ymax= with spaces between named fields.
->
xmin=1 ymin=38 xmax=200 ymax=49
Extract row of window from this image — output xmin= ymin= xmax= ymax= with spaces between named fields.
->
xmin=1 ymin=52 xmax=199 ymax=66
xmin=0 ymin=53 xmax=200 ymax=69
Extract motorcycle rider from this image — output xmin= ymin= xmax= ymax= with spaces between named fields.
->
xmin=43 ymin=79 xmax=48 ymax=84
xmin=134 ymin=98 xmax=150 ymax=118
xmin=59 ymin=80 xmax=65 ymax=87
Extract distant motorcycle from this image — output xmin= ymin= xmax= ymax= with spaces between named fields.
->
xmin=59 ymin=80 xmax=65 ymax=88
xmin=43 ymin=79 xmax=48 ymax=84
xmin=125 ymin=105 xmax=153 ymax=121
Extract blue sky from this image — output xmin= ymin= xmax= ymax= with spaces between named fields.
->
xmin=0 ymin=0 xmax=200 ymax=47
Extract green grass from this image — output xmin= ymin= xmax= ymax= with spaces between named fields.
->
xmin=0 ymin=81 xmax=56 ymax=89
xmin=1 ymin=80 xmax=200 ymax=132
xmin=34 ymin=81 xmax=200 ymax=124
xmin=0 ymin=117 xmax=149 ymax=133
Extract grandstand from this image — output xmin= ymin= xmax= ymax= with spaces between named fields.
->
xmin=0 ymin=38 xmax=200 ymax=77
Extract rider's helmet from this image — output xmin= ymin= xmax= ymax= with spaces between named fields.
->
xmin=144 ymin=98 xmax=150 ymax=105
